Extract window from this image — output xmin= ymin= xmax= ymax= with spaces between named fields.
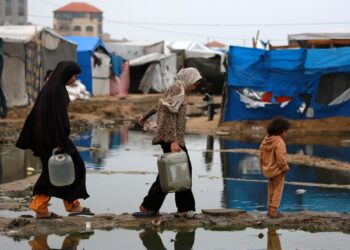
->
xmin=55 ymin=12 xmax=72 ymax=20
xmin=98 ymin=24 xmax=102 ymax=34
xmin=86 ymin=26 xmax=93 ymax=32
xmin=5 ymin=0 xmax=12 ymax=16
xmin=59 ymin=25 xmax=70 ymax=31
xmin=91 ymin=13 xmax=102 ymax=21
xmin=73 ymin=25 xmax=81 ymax=31
xmin=18 ymin=0 xmax=25 ymax=16
xmin=72 ymin=12 xmax=86 ymax=18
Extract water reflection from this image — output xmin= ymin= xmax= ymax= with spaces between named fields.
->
xmin=1 ymin=127 xmax=350 ymax=213
xmin=74 ymin=127 xmax=129 ymax=169
xmin=267 ymin=228 xmax=282 ymax=250
xmin=0 ymin=145 xmax=41 ymax=184
xmin=220 ymin=139 xmax=350 ymax=212
xmin=203 ymin=135 xmax=214 ymax=171
xmin=28 ymin=232 xmax=94 ymax=250
xmin=139 ymin=229 xmax=195 ymax=250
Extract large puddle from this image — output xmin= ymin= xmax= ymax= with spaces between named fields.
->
xmin=1 ymin=127 xmax=350 ymax=248
xmin=1 ymin=127 xmax=350 ymax=215
xmin=1 ymin=228 xmax=350 ymax=250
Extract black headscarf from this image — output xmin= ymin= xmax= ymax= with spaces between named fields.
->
xmin=16 ymin=61 xmax=81 ymax=157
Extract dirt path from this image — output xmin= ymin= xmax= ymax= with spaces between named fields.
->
xmin=1 ymin=210 xmax=349 ymax=238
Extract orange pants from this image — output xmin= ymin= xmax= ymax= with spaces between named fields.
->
xmin=267 ymin=228 xmax=282 ymax=250
xmin=29 ymin=234 xmax=81 ymax=250
xmin=29 ymin=194 xmax=80 ymax=215
xmin=268 ymin=174 xmax=285 ymax=209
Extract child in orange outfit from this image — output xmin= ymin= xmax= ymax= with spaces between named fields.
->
xmin=259 ymin=117 xmax=290 ymax=218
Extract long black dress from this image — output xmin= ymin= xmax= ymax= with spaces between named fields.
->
xmin=16 ymin=61 xmax=89 ymax=202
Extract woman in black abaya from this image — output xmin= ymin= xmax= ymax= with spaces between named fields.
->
xmin=16 ymin=61 xmax=92 ymax=218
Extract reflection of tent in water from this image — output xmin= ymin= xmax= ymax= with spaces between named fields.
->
xmin=65 ymin=36 xmax=110 ymax=96
xmin=0 ymin=25 xmax=76 ymax=107
xmin=223 ymin=46 xmax=350 ymax=121
xmin=168 ymin=41 xmax=226 ymax=94
xmin=74 ymin=127 xmax=129 ymax=168
xmin=106 ymin=41 xmax=177 ymax=94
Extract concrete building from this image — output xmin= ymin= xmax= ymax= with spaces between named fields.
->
xmin=0 ymin=0 xmax=28 ymax=25
xmin=53 ymin=2 xmax=103 ymax=37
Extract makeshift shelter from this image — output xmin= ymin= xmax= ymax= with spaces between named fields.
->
xmin=0 ymin=25 xmax=76 ymax=107
xmin=222 ymin=46 xmax=350 ymax=122
xmin=129 ymin=53 xmax=177 ymax=93
xmin=105 ymin=41 xmax=164 ymax=61
xmin=65 ymin=36 xmax=110 ymax=95
xmin=288 ymin=33 xmax=350 ymax=48
xmin=106 ymin=41 xmax=177 ymax=94
xmin=168 ymin=41 xmax=226 ymax=94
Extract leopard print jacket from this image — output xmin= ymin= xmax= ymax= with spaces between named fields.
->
xmin=142 ymin=84 xmax=187 ymax=146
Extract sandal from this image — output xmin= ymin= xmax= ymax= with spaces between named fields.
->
xmin=132 ymin=211 xmax=159 ymax=218
xmin=36 ymin=212 xmax=62 ymax=219
xmin=69 ymin=207 xmax=95 ymax=216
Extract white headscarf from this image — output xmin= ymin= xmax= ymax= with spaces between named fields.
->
xmin=160 ymin=67 xmax=202 ymax=113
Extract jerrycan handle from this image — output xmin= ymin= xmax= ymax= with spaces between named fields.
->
xmin=52 ymin=148 xmax=60 ymax=156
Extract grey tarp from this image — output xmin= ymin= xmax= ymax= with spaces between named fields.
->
xmin=106 ymin=41 xmax=164 ymax=61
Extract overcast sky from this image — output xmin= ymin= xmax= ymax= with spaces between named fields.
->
xmin=29 ymin=0 xmax=350 ymax=46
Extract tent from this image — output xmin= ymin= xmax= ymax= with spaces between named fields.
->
xmin=0 ymin=25 xmax=76 ymax=107
xmin=129 ymin=53 xmax=177 ymax=93
xmin=222 ymin=46 xmax=350 ymax=122
xmin=168 ymin=41 xmax=226 ymax=94
xmin=105 ymin=41 xmax=164 ymax=61
xmin=65 ymin=36 xmax=110 ymax=95
xmin=106 ymin=41 xmax=177 ymax=94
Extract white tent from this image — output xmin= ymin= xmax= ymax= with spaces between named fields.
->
xmin=167 ymin=41 xmax=226 ymax=72
xmin=106 ymin=41 xmax=164 ymax=61
xmin=129 ymin=53 xmax=177 ymax=93
xmin=0 ymin=25 xmax=76 ymax=107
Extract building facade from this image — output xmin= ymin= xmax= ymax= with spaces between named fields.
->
xmin=53 ymin=2 xmax=103 ymax=37
xmin=0 ymin=0 xmax=28 ymax=25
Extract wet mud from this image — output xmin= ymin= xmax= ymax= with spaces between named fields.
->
xmin=0 ymin=209 xmax=349 ymax=239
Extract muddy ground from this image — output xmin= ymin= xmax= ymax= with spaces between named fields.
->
xmin=1 ymin=209 xmax=350 ymax=239
xmin=2 ymin=94 xmax=350 ymax=143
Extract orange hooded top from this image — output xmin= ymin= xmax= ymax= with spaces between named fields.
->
xmin=259 ymin=135 xmax=289 ymax=178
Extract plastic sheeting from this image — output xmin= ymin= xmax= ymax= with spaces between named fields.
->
xmin=0 ymin=26 xmax=77 ymax=107
xmin=110 ymin=54 xmax=123 ymax=76
xmin=64 ymin=36 xmax=109 ymax=95
xmin=92 ymin=52 xmax=111 ymax=96
xmin=224 ymin=46 xmax=350 ymax=121
xmin=106 ymin=41 xmax=164 ymax=61
xmin=129 ymin=53 xmax=177 ymax=94
xmin=119 ymin=62 xmax=130 ymax=98
xmin=1 ymin=55 xmax=28 ymax=107
xmin=168 ymin=41 xmax=226 ymax=72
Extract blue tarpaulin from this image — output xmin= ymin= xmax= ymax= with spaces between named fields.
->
xmin=110 ymin=54 xmax=124 ymax=77
xmin=224 ymin=46 xmax=350 ymax=121
xmin=64 ymin=36 xmax=109 ymax=93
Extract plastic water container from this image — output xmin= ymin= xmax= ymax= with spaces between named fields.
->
xmin=48 ymin=150 xmax=75 ymax=187
xmin=157 ymin=151 xmax=192 ymax=193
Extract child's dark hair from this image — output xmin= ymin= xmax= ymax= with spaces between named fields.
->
xmin=267 ymin=117 xmax=290 ymax=136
